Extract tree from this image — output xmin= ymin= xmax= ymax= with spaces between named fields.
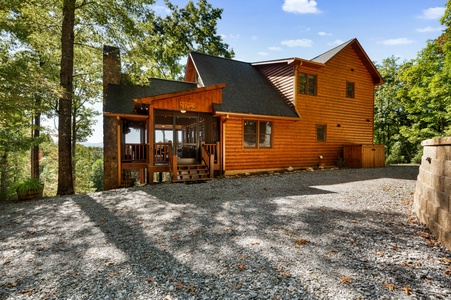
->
xmin=2 ymin=0 xmax=234 ymax=196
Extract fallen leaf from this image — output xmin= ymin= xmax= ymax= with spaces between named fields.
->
xmin=402 ymin=286 xmax=412 ymax=295
xmin=294 ymin=238 xmax=310 ymax=245
xmin=219 ymin=269 xmax=227 ymax=275
xmin=239 ymin=255 xmax=246 ymax=260
xmin=174 ymin=279 xmax=184 ymax=290
xmin=3 ymin=260 xmax=12 ymax=265
xmin=438 ymin=257 xmax=451 ymax=264
xmin=383 ymin=281 xmax=397 ymax=291
xmin=444 ymin=268 xmax=451 ymax=276
xmin=236 ymin=263 xmax=246 ymax=271
xmin=251 ymin=241 xmax=260 ymax=245
xmin=186 ymin=284 xmax=196 ymax=296
xmin=325 ymin=250 xmax=338 ymax=255
xmin=20 ymin=289 xmax=33 ymax=295
xmin=424 ymin=278 xmax=432 ymax=285
xmin=401 ymin=260 xmax=415 ymax=269
xmin=145 ymin=278 xmax=154 ymax=283
xmin=391 ymin=246 xmax=400 ymax=251
xmin=376 ymin=252 xmax=385 ymax=257
xmin=339 ymin=275 xmax=352 ymax=284
xmin=284 ymin=230 xmax=296 ymax=237
xmin=233 ymin=282 xmax=243 ymax=289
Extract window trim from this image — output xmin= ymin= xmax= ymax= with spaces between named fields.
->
xmin=298 ymin=72 xmax=317 ymax=96
xmin=316 ymin=124 xmax=327 ymax=142
xmin=346 ymin=81 xmax=355 ymax=98
xmin=243 ymin=119 xmax=273 ymax=149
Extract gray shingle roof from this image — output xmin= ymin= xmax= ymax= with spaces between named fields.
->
xmin=190 ymin=52 xmax=299 ymax=118
xmin=311 ymin=38 xmax=354 ymax=64
xmin=105 ymin=79 xmax=196 ymax=114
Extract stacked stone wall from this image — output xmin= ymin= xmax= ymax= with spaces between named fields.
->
xmin=103 ymin=117 xmax=119 ymax=190
xmin=414 ymin=137 xmax=451 ymax=250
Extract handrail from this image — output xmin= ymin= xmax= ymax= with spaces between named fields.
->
xmin=203 ymin=143 xmax=218 ymax=164
xmin=202 ymin=143 xmax=214 ymax=178
xmin=122 ymin=143 xmax=147 ymax=162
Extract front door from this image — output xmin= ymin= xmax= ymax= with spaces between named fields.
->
xmin=174 ymin=113 xmax=199 ymax=165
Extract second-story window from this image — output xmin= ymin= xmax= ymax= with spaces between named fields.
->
xmin=346 ymin=81 xmax=355 ymax=98
xmin=299 ymin=73 xmax=317 ymax=96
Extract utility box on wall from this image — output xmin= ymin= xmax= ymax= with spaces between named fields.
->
xmin=343 ymin=144 xmax=385 ymax=168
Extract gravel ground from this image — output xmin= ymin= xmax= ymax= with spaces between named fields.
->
xmin=1 ymin=166 xmax=451 ymax=300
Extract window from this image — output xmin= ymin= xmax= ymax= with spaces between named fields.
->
xmin=346 ymin=81 xmax=355 ymax=98
xmin=316 ymin=124 xmax=326 ymax=142
xmin=299 ymin=73 xmax=317 ymax=95
xmin=244 ymin=120 xmax=272 ymax=148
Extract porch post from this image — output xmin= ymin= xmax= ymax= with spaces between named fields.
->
xmin=148 ymin=107 xmax=155 ymax=183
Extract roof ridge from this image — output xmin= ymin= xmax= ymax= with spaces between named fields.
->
xmin=310 ymin=38 xmax=355 ymax=63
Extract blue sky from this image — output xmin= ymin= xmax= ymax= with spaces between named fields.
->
xmin=85 ymin=0 xmax=447 ymax=143
xmin=156 ymin=0 xmax=447 ymax=64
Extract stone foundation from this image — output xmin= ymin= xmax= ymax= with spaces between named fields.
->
xmin=413 ymin=137 xmax=451 ymax=250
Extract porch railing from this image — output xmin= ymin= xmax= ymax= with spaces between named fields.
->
xmin=201 ymin=143 xmax=214 ymax=178
xmin=122 ymin=143 xmax=147 ymax=162
xmin=203 ymin=142 xmax=219 ymax=164
xmin=154 ymin=142 xmax=172 ymax=164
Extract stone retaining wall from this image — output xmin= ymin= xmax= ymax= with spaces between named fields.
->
xmin=413 ymin=137 xmax=451 ymax=250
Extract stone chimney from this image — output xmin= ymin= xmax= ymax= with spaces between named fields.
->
xmin=103 ymin=45 xmax=121 ymax=191
xmin=103 ymin=45 xmax=121 ymax=106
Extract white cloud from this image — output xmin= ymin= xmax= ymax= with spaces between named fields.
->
xmin=258 ymin=52 xmax=269 ymax=56
xmin=281 ymin=39 xmax=313 ymax=47
xmin=221 ymin=33 xmax=240 ymax=39
xmin=318 ymin=31 xmax=332 ymax=36
xmin=282 ymin=0 xmax=321 ymax=14
xmin=328 ymin=39 xmax=343 ymax=46
xmin=416 ymin=26 xmax=444 ymax=33
xmin=419 ymin=7 xmax=446 ymax=20
xmin=251 ymin=36 xmax=259 ymax=40
xmin=268 ymin=46 xmax=283 ymax=51
xmin=154 ymin=5 xmax=171 ymax=15
xmin=378 ymin=38 xmax=414 ymax=46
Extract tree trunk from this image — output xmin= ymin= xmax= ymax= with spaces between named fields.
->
xmin=0 ymin=152 xmax=7 ymax=201
xmin=72 ymin=106 xmax=77 ymax=192
xmin=57 ymin=0 xmax=76 ymax=195
xmin=31 ymin=98 xmax=41 ymax=180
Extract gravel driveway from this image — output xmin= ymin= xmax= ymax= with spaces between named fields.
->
xmin=1 ymin=166 xmax=450 ymax=300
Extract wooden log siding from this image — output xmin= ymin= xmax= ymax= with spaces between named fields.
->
xmin=256 ymin=63 xmax=295 ymax=106
xmin=296 ymin=46 xmax=375 ymax=145
xmin=222 ymin=46 xmax=377 ymax=174
xmin=136 ymin=84 xmax=224 ymax=113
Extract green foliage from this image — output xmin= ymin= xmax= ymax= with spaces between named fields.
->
xmin=11 ymin=178 xmax=43 ymax=194
xmin=375 ymin=29 xmax=451 ymax=164
xmin=91 ymin=159 xmax=104 ymax=192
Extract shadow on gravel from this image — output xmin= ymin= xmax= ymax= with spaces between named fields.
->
xmin=4 ymin=166 xmax=446 ymax=300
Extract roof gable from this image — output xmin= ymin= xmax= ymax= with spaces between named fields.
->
xmin=105 ymin=79 xmax=196 ymax=114
xmin=311 ymin=38 xmax=383 ymax=85
xmin=187 ymin=52 xmax=299 ymax=118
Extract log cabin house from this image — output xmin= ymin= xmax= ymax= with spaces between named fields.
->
xmin=103 ymin=38 xmax=384 ymax=190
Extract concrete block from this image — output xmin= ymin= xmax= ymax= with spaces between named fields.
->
xmin=445 ymin=177 xmax=451 ymax=197
xmin=443 ymin=230 xmax=451 ymax=251
xmin=434 ymin=190 xmax=449 ymax=210
xmin=432 ymin=174 xmax=444 ymax=191
xmin=423 ymin=146 xmax=436 ymax=160
xmin=437 ymin=207 xmax=451 ymax=233
xmin=426 ymin=201 xmax=439 ymax=222
xmin=431 ymin=159 xmax=445 ymax=175
xmin=445 ymin=161 xmax=451 ymax=177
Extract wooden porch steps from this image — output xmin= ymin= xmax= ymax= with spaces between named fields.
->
xmin=172 ymin=164 xmax=213 ymax=183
